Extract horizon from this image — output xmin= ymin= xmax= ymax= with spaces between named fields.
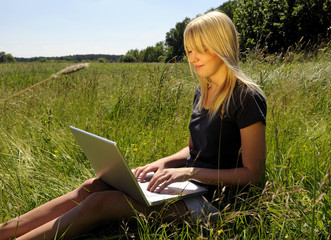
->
xmin=1 ymin=0 xmax=226 ymax=58
xmin=15 ymin=53 xmax=123 ymax=59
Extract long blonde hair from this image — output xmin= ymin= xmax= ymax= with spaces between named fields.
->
xmin=184 ymin=11 xmax=265 ymax=118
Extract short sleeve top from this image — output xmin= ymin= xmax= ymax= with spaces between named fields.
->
xmin=186 ymin=81 xmax=267 ymax=170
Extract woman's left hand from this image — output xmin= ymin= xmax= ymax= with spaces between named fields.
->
xmin=147 ymin=168 xmax=192 ymax=193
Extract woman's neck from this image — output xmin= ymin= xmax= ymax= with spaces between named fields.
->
xmin=204 ymin=66 xmax=228 ymax=109
xmin=209 ymin=63 xmax=228 ymax=87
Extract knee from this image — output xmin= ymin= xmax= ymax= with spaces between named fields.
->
xmin=80 ymin=178 xmax=100 ymax=190
xmin=74 ymin=178 xmax=109 ymax=200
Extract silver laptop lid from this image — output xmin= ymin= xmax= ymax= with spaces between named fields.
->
xmin=69 ymin=126 xmax=149 ymax=205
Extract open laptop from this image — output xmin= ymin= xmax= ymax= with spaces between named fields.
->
xmin=69 ymin=126 xmax=207 ymax=206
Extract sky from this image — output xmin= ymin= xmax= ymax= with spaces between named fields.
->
xmin=1 ymin=0 xmax=227 ymax=58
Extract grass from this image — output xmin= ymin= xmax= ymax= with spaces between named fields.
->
xmin=0 ymin=50 xmax=330 ymax=239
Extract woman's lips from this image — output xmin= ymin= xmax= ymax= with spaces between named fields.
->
xmin=195 ymin=65 xmax=203 ymax=70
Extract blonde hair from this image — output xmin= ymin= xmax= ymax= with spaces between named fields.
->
xmin=184 ymin=11 xmax=265 ymax=118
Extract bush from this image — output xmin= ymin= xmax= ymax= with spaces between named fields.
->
xmin=0 ymin=52 xmax=16 ymax=63
xmin=234 ymin=0 xmax=330 ymax=53
xmin=119 ymin=54 xmax=137 ymax=63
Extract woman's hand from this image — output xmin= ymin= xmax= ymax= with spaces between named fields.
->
xmin=133 ymin=161 xmax=165 ymax=183
xmin=147 ymin=168 xmax=193 ymax=193
xmin=134 ymin=146 xmax=189 ymax=184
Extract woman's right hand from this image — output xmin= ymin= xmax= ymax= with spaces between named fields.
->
xmin=134 ymin=146 xmax=190 ymax=183
xmin=133 ymin=161 xmax=165 ymax=183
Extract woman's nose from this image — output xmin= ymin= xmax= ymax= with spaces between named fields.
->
xmin=189 ymin=51 xmax=198 ymax=63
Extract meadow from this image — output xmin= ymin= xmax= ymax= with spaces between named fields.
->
xmin=0 ymin=50 xmax=330 ymax=239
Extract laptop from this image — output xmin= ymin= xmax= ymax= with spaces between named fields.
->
xmin=69 ymin=126 xmax=207 ymax=206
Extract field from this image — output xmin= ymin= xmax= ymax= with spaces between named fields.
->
xmin=0 ymin=51 xmax=330 ymax=239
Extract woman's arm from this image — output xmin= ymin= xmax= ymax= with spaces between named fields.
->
xmin=191 ymin=121 xmax=266 ymax=186
xmin=157 ymin=146 xmax=190 ymax=168
xmin=147 ymin=121 xmax=266 ymax=192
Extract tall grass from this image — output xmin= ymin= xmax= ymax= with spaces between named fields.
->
xmin=0 ymin=50 xmax=330 ymax=239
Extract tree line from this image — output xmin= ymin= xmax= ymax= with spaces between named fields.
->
xmin=14 ymin=54 xmax=122 ymax=63
xmin=120 ymin=0 xmax=330 ymax=62
xmin=2 ymin=0 xmax=329 ymax=63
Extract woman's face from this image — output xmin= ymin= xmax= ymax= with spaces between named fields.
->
xmin=187 ymin=47 xmax=226 ymax=84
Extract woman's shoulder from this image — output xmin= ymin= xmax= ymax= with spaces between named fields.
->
xmin=228 ymin=81 xmax=267 ymax=128
xmin=232 ymin=81 xmax=266 ymax=106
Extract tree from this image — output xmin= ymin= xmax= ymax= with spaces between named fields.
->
xmin=0 ymin=52 xmax=16 ymax=63
xmin=233 ymin=0 xmax=269 ymax=51
xmin=234 ymin=0 xmax=330 ymax=53
xmin=119 ymin=54 xmax=136 ymax=63
xmin=217 ymin=0 xmax=237 ymax=20
xmin=287 ymin=0 xmax=330 ymax=49
xmin=141 ymin=42 xmax=165 ymax=62
xmin=98 ymin=58 xmax=108 ymax=63
xmin=37 ymin=57 xmax=48 ymax=62
xmin=165 ymin=17 xmax=191 ymax=62
xmin=125 ymin=49 xmax=141 ymax=62
xmin=120 ymin=42 xmax=166 ymax=63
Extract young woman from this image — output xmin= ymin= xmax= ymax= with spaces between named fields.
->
xmin=0 ymin=11 xmax=266 ymax=240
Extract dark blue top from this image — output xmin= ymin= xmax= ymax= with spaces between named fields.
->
xmin=186 ymin=82 xmax=267 ymax=202
xmin=187 ymin=82 xmax=267 ymax=170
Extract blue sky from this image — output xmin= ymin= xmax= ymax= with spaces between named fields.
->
xmin=1 ymin=0 xmax=226 ymax=58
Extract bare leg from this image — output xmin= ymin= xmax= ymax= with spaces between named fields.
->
xmin=0 ymin=178 xmax=112 ymax=240
xmin=16 ymin=190 xmax=188 ymax=240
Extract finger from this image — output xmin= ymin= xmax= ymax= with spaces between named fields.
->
xmin=154 ymin=179 xmax=172 ymax=193
xmin=148 ymin=173 xmax=170 ymax=192
xmin=139 ymin=169 xmax=149 ymax=183
xmin=146 ymin=172 xmax=159 ymax=191
xmin=133 ymin=167 xmax=142 ymax=179
xmin=134 ymin=166 xmax=148 ymax=180
xmin=139 ymin=167 xmax=156 ymax=183
xmin=133 ymin=168 xmax=139 ymax=178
